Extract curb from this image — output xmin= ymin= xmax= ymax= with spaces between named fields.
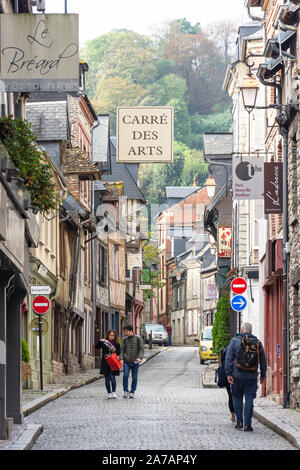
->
xmin=253 ymin=408 xmax=300 ymax=450
xmin=0 ymin=423 xmax=43 ymax=451
xmin=1 ymin=346 xmax=167 ymax=451
xmin=201 ymin=368 xmax=300 ymax=450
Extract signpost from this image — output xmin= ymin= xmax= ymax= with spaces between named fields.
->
xmin=32 ymin=295 xmax=50 ymax=390
xmin=30 ymin=285 xmax=52 ymax=295
xmin=230 ymin=276 xmax=248 ymax=316
xmin=29 ymin=317 xmax=49 ymax=336
xmin=231 ymin=294 xmax=247 ymax=312
xmin=32 ymin=295 xmax=50 ymax=315
xmin=230 ymin=277 xmax=247 ymax=295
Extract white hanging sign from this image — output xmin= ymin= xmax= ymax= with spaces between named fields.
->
xmin=233 ymin=154 xmax=264 ymax=200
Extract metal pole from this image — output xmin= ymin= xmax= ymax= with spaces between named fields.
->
xmin=38 ymin=317 xmax=43 ymax=391
xmin=64 ymin=0 xmax=68 ymax=13
xmin=14 ymin=0 xmax=19 ymax=13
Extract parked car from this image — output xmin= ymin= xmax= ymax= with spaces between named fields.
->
xmin=195 ymin=326 xmax=218 ymax=364
xmin=141 ymin=323 xmax=169 ymax=346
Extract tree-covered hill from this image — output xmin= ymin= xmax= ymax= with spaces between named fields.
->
xmin=81 ymin=18 xmax=235 ymax=204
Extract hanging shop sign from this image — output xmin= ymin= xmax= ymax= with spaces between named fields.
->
xmin=127 ymin=253 xmax=143 ymax=270
xmin=233 ymin=154 xmax=264 ymax=200
xmin=217 ymin=226 xmax=232 ymax=258
xmin=206 ymin=284 xmax=218 ymax=299
xmin=264 ymin=162 xmax=283 ymax=214
xmin=0 ymin=14 xmax=79 ymax=92
xmin=117 ymin=106 xmax=174 ymax=163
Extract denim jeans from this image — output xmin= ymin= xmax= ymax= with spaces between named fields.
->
xmin=123 ymin=362 xmax=139 ymax=393
xmin=104 ymin=372 xmax=116 ymax=393
xmin=231 ymin=379 xmax=257 ymax=427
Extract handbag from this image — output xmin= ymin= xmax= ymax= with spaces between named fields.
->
xmin=105 ymin=352 xmax=122 ymax=371
xmin=214 ymin=363 xmax=228 ymax=388
xmin=103 ymin=341 xmax=122 ymax=372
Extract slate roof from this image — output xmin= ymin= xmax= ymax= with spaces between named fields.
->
xmin=100 ymin=138 xmax=146 ymax=203
xmin=26 ymin=101 xmax=68 ymax=141
xmin=165 ymin=187 xmax=201 ymax=199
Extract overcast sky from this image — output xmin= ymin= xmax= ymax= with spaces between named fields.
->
xmin=38 ymin=0 xmax=249 ymax=45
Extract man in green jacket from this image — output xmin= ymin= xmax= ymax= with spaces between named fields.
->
xmin=120 ymin=325 xmax=144 ymax=398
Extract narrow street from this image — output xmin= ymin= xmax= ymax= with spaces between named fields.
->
xmin=26 ymin=347 xmax=296 ymax=451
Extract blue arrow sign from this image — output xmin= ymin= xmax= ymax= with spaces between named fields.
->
xmin=231 ymin=294 xmax=247 ymax=312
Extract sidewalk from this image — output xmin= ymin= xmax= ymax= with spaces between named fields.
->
xmin=0 ymin=345 xmax=167 ymax=450
xmin=202 ymin=363 xmax=300 ymax=450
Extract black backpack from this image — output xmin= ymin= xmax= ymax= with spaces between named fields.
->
xmin=235 ymin=335 xmax=261 ymax=372
xmin=214 ymin=347 xmax=228 ymax=388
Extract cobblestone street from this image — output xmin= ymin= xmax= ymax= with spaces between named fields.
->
xmin=26 ymin=347 xmax=296 ymax=450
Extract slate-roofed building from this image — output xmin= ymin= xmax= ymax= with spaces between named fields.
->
xmin=100 ymin=137 xmax=146 ymax=334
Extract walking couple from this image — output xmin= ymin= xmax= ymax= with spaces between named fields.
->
xmin=95 ymin=325 xmax=144 ymax=399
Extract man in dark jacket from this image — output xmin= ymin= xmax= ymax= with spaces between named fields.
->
xmin=120 ymin=325 xmax=144 ymax=399
xmin=225 ymin=322 xmax=267 ymax=432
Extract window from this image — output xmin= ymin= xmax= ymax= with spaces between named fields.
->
xmin=59 ymin=226 xmax=66 ymax=277
xmin=193 ymin=310 xmax=198 ymax=335
xmin=99 ymin=245 xmax=108 ymax=285
xmin=88 ymin=312 xmax=92 ymax=355
xmin=112 ymin=245 xmax=119 ymax=280
xmin=83 ymin=309 xmax=87 ymax=353
xmin=193 ymin=273 xmax=197 ymax=297
xmin=188 ymin=311 xmax=192 ymax=336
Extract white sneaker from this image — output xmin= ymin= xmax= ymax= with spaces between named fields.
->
xmin=111 ymin=392 xmax=117 ymax=399
xmin=129 ymin=392 xmax=135 ymax=399
xmin=123 ymin=391 xmax=129 ymax=398
xmin=107 ymin=393 xmax=112 ymax=399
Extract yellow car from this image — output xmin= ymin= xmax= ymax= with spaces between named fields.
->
xmin=197 ymin=326 xmax=218 ymax=364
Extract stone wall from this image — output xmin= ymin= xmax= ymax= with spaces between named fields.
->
xmin=51 ymin=360 xmax=65 ymax=384
xmin=288 ymin=116 xmax=300 ymax=409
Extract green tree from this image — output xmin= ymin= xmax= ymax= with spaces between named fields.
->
xmin=180 ymin=149 xmax=209 ymax=187
xmin=212 ymin=292 xmax=231 ymax=354
xmin=142 ymin=241 xmax=165 ymax=302
xmin=22 ymin=338 xmax=30 ymax=363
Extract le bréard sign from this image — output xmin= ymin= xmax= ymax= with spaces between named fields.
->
xmin=117 ymin=106 xmax=174 ymax=163
xmin=0 ymin=14 xmax=79 ymax=92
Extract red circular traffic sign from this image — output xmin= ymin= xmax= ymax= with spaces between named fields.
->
xmin=32 ymin=295 xmax=50 ymax=315
xmin=231 ymin=277 xmax=247 ymax=295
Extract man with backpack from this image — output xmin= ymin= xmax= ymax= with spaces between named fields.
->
xmin=120 ymin=325 xmax=144 ymax=399
xmin=225 ymin=322 xmax=267 ymax=432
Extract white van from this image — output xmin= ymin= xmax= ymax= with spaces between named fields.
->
xmin=141 ymin=323 xmax=169 ymax=346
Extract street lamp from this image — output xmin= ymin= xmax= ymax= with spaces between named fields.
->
xmin=205 ymin=175 xmax=217 ymax=199
xmin=240 ymin=73 xmax=259 ymax=113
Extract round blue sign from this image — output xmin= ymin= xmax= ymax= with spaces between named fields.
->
xmin=231 ymin=294 xmax=247 ymax=312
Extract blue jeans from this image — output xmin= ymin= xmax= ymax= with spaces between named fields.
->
xmin=104 ymin=372 xmax=116 ymax=393
xmin=123 ymin=362 xmax=139 ymax=393
xmin=231 ymin=379 xmax=257 ymax=427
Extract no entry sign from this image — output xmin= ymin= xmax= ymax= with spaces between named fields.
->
xmin=32 ymin=295 xmax=50 ymax=315
xmin=231 ymin=277 xmax=247 ymax=295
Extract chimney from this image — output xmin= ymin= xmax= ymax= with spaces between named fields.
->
xmin=193 ymin=177 xmax=197 ymax=187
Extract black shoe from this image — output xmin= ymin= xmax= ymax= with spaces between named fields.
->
xmin=244 ymin=426 xmax=253 ymax=432
xmin=235 ymin=423 xmax=243 ymax=429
